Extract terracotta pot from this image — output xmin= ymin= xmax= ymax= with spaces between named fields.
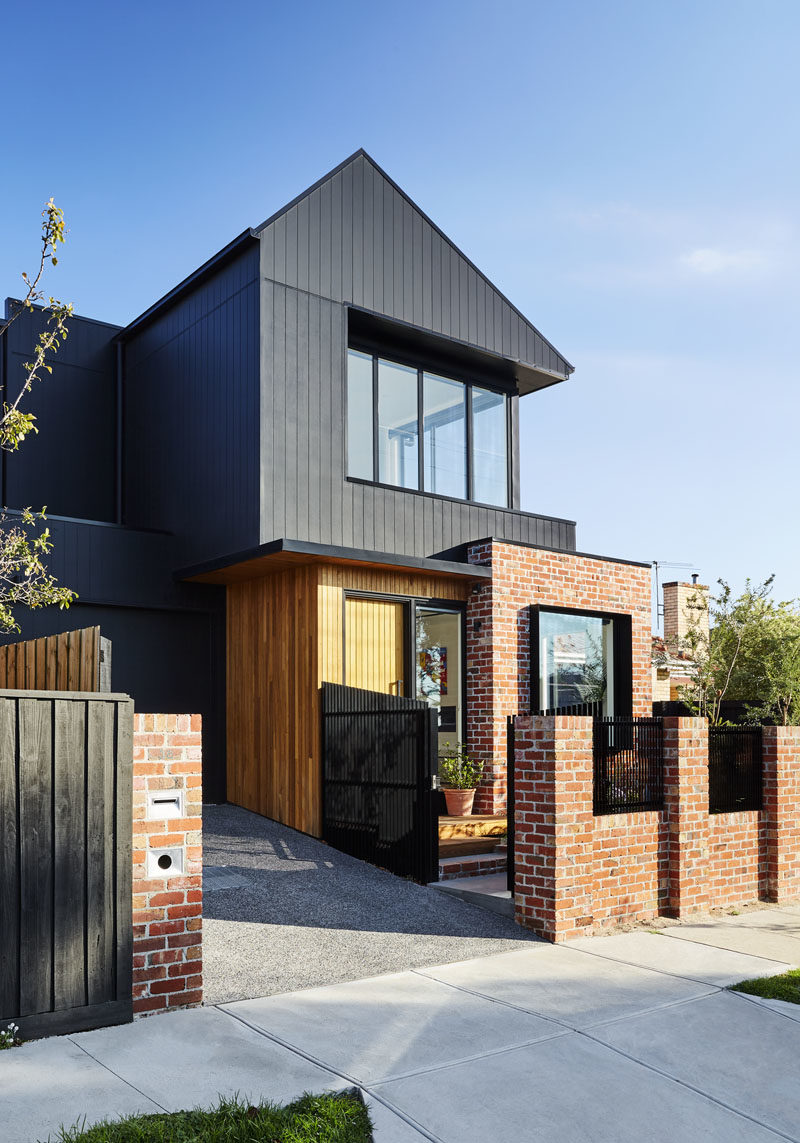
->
xmin=443 ymin=787 xmax=476 ymax=816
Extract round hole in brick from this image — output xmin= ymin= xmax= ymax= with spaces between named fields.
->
xmin=157 ymin=854 xmax=173 ymax=871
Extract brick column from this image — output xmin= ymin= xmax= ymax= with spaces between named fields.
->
xmin=132 ymin=714 xmax=203 ymax=1017
xmin=763 ymin=726 xmax=800 ymax=903
xmin=513 ymin=715 xmax=594 ymax=942
xmin=663 ymin=716 xmax=709 ymax=917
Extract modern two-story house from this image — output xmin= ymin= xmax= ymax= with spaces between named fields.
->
xmin=1 ymin=151 xmax=653 ymax=866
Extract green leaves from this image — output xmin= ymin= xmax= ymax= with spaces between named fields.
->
xmin=0 ymin=509 xmax=77 ymax=634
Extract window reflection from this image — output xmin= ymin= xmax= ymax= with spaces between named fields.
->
xmin=346 ymin=350 xmax=373 ymax=481
xmin=423 ymin=373 xmax=466 ymax=499
xmin=538 ymin=610 xmax=615 ymax=716
xmin=378 ymin=359 xmax=419 ymax=489
xmin=472 ymin=387 xmax=507 ymax=508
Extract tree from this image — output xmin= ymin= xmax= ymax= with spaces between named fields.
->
xmin=0 ymin=200 xmax=76 ymax=633
xmin=665 ymin=577 xmax=800 ymax=726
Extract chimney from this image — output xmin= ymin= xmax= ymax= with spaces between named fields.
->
xmin=663 ymin=580 xmax=710 ymax=648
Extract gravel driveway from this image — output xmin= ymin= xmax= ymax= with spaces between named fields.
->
xmin=203 ymin=803 xmax=535 ymax=1003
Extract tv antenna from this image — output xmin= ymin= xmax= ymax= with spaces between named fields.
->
xmin=652 ymin=560 xmax=697 ymax=625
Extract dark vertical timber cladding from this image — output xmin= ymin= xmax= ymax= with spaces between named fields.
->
xmin=257 ymin=152 xmax=575 ymax=557
xmin=0 ymin=693 xmax=134 ymax=1038
xmin=123 ymin=243 xmax=260 ymax=565
xmin=259 ymin=284 xmax=574 ymax=555
xmin=259 ymin=153 xmax=571 ymax=379
xmin=321 ymin=683 xmax=437 ymax=884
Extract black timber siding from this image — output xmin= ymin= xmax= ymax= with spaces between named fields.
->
xmin=0 ymin=519 xmax=227 ymax=804
xmin=0 ymin=690 xmax=134 ymax=1038
xmin=259 ymin=152 xmax=569 ymax=378
xmin=259 ymin=281 xmax=575 ymax=554
xmin=123 ymin=244 xmax=260 ymax=565
xmin=1 ymin=305 xmax=120 ymax=521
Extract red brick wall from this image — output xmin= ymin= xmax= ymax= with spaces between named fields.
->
xmin=132 ymin=714 xmax=203 ymax=1017
xmin=592 ymin=812 xmax=667 ymax=930
xmin=467 ymin=540 xmax=652 ymax=814
xmin=763 ymin=726 xmax=800 ymax=902
xmin=707 ymin=813 xmax=762 ymax=907
xmin=513 ymin=716 xmax=799 ymax=942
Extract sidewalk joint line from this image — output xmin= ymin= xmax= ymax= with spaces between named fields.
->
xmin=67 ymin=1036 xmax=169 ymax=1115
xmin=578 ymin=1026 xmax=796 ymax=1142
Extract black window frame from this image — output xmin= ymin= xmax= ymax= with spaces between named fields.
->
xmin=346 ymin=344 xmax=511 ymax=509
xmin=529 ymin=604 xmax=633 ymax=717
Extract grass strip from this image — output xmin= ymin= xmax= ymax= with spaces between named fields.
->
xmin=51 ymin=1091 xmax=372 ymax=1143
xmin=730 ymin=968 xmax=800 ymax=1005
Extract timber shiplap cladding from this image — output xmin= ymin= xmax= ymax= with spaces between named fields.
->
xmin=0 ymin=626 xmax=101 ymax=691
xmin=259 ymin=279 xmax=575 ymax=556
xmin=0 ymin=691 xmax=133 ymax=1039
xmin=259 ymin=153 xmax=569 ymax=376
xmin=226 ymin=561 xmax=470 ymax=837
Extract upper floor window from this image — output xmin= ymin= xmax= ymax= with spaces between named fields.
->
xmin=347 ymin=349 xmax=508 ymax=507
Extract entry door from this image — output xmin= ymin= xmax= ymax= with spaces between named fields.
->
xmin=345 ymin=597 xmax=406 ymax=696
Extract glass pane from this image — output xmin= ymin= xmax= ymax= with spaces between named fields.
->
xmin=416 ymin=607 xmax=462 ymax=753
xmin=423 ymin=373 xmax=466 ymax=498
xmin=347 ymin=349 xmax=373 ymax=480
xmin=472 ymin=387 xmax=507 ymax=506
xmin=378 ymin=359 xmax=419 ymax=489
xmin=538 ymin=611 xmax=614 ymax=715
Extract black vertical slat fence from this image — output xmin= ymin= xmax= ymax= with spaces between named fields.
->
xmin=593 ymin=716 xmax=664 ymax=814
xmin=0 ymin=690 xmax=134 ymax=1039
xmin=321 ymin=682 xmax=438 ymax=884
xmin=708 ymin=726 xmax=763 ymax=813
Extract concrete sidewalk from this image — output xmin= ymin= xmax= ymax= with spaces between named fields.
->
xmin=3 ymin=905 xmax=800 ymax=1143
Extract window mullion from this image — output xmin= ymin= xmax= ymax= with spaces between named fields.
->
xmin=465 ymin=384 xmax=473 ymax=501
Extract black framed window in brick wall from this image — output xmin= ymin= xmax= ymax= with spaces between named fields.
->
xmin=530 ymin=605 xmax=632 ymax=717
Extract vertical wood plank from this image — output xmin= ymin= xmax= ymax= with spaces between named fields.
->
xmin=0 ymin=699 xmax=19 ymax=1020
xmin=86 ymin=700 xmax=115 ymax=1005
xmin=18 ymin=698 xmax=53 ymax=1016
xmin=115 ymin=699 xmax=134 ymax=1007
xmin=53 ymin=699 xmax=86 ymax=1011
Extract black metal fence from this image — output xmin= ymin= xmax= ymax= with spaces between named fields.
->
xmin=321 ymin=682 xmax=438 ymax=884
xmin=533 ymin=700 xmax=604 ymax=719
xmin=593 ymin=716 xmax=664 ymax=815
xmin=708 ymin=726 xmax=763 ymax=813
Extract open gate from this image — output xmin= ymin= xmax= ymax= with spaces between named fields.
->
xmin=321 ymin=682 xmax=438 ymax=884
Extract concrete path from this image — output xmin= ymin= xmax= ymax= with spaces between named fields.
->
xmin=203 ymin=804 xmax=536 ymax=1003
xmin=4 ymin=905 xmax=800 ymax=1142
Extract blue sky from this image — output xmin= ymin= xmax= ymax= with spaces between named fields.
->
xmin=1 ymin=1 xmax=797 ymax=613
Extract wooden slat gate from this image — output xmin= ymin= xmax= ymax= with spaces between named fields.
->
xmin=321 ymin=682 xmax=438 ymax=885
xmin=0 ymin=689 xmax=134 ymax=1039
xmin=0 ymin=626 xmax=111 ymax=692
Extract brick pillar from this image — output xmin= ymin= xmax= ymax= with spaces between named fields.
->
xmin=513 ymin=715 xmax=594 ymax=942
xmin=132 ymin=714 xmax=203 ymax=1016
xmin=763 ymin=726 xmax=800 ymax=903
xmin=664 ymin=716 xmax=709 ymax=917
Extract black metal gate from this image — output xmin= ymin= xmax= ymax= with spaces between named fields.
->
xmin=0 ymin=690 xmax=134 ymax=1039
xmin=507 ymin=715 xmax=515 ymax=895
xmin=321 ymin=683 xmax=438 ymax=884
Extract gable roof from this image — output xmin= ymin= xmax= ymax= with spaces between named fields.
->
xmin=256 ymin=149 xmax=573 ymax=395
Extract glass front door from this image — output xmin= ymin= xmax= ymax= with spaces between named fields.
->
xmin=415 ymin=606 xmax=463 ymax=752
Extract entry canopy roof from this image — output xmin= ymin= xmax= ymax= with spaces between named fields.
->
xmin=178 ymin=537 xmax=493 ymax=586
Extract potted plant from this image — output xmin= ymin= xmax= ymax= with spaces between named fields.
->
xmin=438 ymin=742 xmax=483 ymax=816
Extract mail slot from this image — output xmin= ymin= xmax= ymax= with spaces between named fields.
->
xmin=146 ymin=790 xmax=185 ymax=821
xmin=147 ymin=847 xmax=184 ymax=878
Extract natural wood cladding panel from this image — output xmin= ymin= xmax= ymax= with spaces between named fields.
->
xmin=227 ymin=561 xmax=470 ymax=837
xmin=227 ymin=567 xmax=320 ymax=836
xmin=0 ymin=627 xmax=100 ymax=691
xmin=344 ymin=598 xmax=404 ymax=694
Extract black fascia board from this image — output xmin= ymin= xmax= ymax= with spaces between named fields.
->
xmin=175 ymin=537 xmax=494 ymax=583
xmin=115 ymin=229 xmax=259 ymax=342
xmin=449 ymin=535 xmax=650 ymax=570
xmin=254 ymin=147 xmax=575 ymax=378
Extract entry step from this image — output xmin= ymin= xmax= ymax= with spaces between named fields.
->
xmin=439 ymin=852 xmax=507 ymax=881
xmin=438 ymin=814 xmax=507 ymax=840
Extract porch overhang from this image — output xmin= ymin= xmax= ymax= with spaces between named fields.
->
xmin=177 ymin=537 xmax=493 ymax=586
